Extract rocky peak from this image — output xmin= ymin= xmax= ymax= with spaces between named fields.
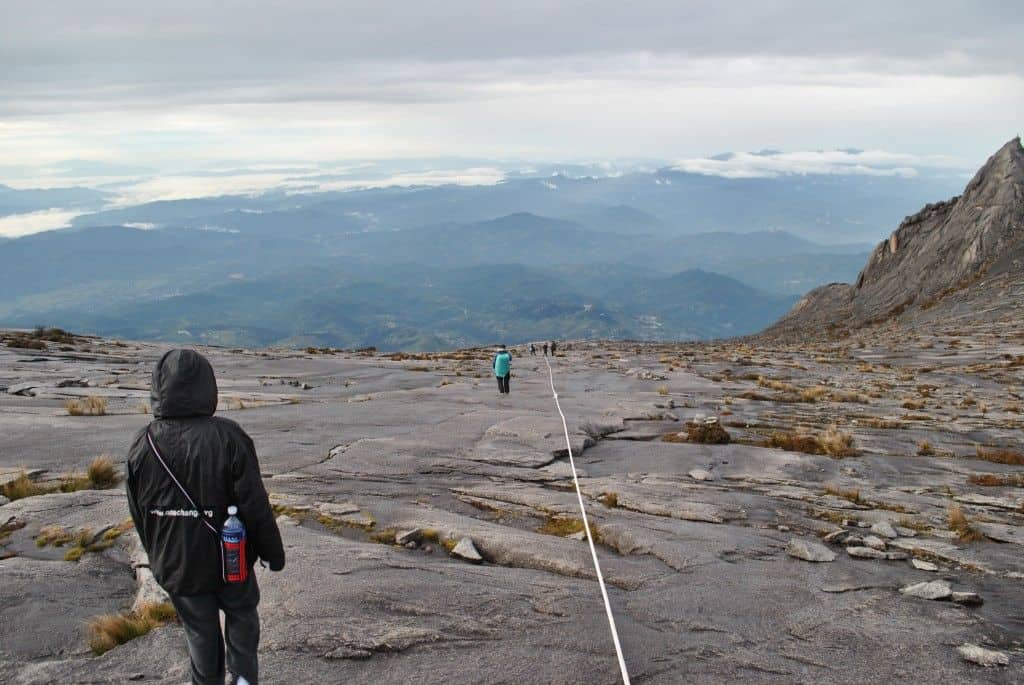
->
xmin=767 ymin=136 xmax=1024 ymax=337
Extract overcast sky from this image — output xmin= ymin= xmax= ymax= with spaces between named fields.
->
xmin=1 ymin=1 xmax=1022 ymax=171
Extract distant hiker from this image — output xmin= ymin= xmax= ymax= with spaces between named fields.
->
xmin=493 ymin=344 xmax=512 ymax=394
xmin=550 ymin=340 xmax=558 ymax=355
xmin=126 ymin=349 xmax=284 ymax=685
xmin=530 ymin=343 xmax=536 ymax=356
xmin=543 ymin=342 xmax=549 ymax=356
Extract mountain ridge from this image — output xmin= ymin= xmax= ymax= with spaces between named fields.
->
xmin=765 ymin=136 xmax=1024 ymax=338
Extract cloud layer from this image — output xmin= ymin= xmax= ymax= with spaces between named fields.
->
xmin=0 ymin=1 xmax=1021 ymax=168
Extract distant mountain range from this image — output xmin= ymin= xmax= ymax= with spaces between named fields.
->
xmin=0 ymin=152 xmax=973 ymax=350
xmin=0 ymin=184 xmax=108 ymax=218
xmin=62 ymin=163 xmax=960 ymax=244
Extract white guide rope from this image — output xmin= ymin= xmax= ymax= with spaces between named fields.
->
xmin=542 ymin=354 xmax=631 ymax=685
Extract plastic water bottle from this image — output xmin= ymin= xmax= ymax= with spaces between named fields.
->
xmin=222 ymin=506 xmax=248 ymax=584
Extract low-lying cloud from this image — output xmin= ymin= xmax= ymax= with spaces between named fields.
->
xmin=670 ymin=149 xmax=956 ymax=179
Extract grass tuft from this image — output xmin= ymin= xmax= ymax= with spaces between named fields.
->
xmin=767 ymin=425 xmax=856 ymax=458
xmin=85 ymin=456 xmax=119 ymax=489
xmin=799 ymin=386 xmax=829 ymax=403
xmin=823 ymin=484 xmax=861 ymax=505
xmin=821 ymin=425 xmax=857 ymax=457
xmin=975 ymin=446 xmax=1024 ymax=466
xmin=537 ymin=516 xmax=585 ymax=537
xmin=917 ymin=440 xmax=935 ymax=456
xmin=65 ymin=396 xmax=107 ymax=416
xmin=948 ymin=505 xmax=985 ymax=543
xmin=1 ymin=472 xmax=52 ymax=501
xmin=967 ymin=473 xmax=1024 ymax=487
xmin=87 ymin=602 xmax=178 ymax=656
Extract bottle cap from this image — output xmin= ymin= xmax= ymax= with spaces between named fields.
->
xmin=227 ymin=506 xmax=238 ymax=516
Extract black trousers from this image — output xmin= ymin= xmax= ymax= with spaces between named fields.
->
xmin=169 ymin=574 xmax=261 ymax=685
xmin=496 ymin=373 xmax=510 ymax=394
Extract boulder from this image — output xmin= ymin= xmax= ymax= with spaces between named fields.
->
xmin=688 ymin=469 xmax=715 ymax=482
xmin=957 ymin=644 xmax=1009 ymax=667
xmin=395 ymin=529 xmax=422 ymax=546
xmin=7 ymin=382 xmax=38 ymax=397
xmin=846 ymin=546 xmax=886 ymax=559
xmin=451 ymin=537 xmax=483 ymax=563
xmin=131 ymin=567 xmax=170 ymax=613
xmin=899 ymin=580 xmax=952 ymax=600
xmin=823 ymin=530 xmax=847 ymax=544
xmin=911 ymin=559 xmax=938 ymax=572
xmin=871 ymin=521 xmax=898 ymax=539
xmin=951 ymin=592 xmax=983 ymax=606
xmin=862 ymin=535 xmax=887 ymax=550
xmin=786 ymin=538 xmax=836 ymax=562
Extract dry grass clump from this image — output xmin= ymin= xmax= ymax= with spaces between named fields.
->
xmin=821 ymin=425 xmax=857 ymax=457
xmin=537 ymin=516 xmax=585 ymax=537
xmin=58 ymin=456 xmax=122 ymax=493
xmin=948 ymin=505 xmax=985 ymax=543
xmin=917 ymin=440 xmax=935 ymax=456
xmin=767 ymin=430 xmax=825 ymax=455
xmin=823 ymin=484 xmax=861 ymax=505
xmin=656 ymin=385 xmax=669 ymax=396
xmin=86 ymin=456 xmax=119 ymax=489
xmin=767 ymin=425 xmax=857 ymax=458
xmin=757 ymin=376 xmax=797 ymax=393
xmin=975 ymin=446 xmax=1024 ymax=465
xmin=4 ymin=326 xmax=77 ymax=350
xmin=87 ymin=601 xmax=178 ymax=655
xmin=1 ymin=468 xmax=115 ymax=502
xmin=1 ymin=472 xmax=52 ymax=501
xmin=598 ymin=492 xmax=619 ymax=508
xmin=36 ymin=522 xmax=129 ymax=561
xmin=537 ymin=516 xmax=603 ymax=544
xmin=799 ymin=386 xmax=829 ymax=403
xmin=65 ymin=396 xmax=107 ymax=416
xmin=35 ymin=524 xmax=79 ymax=548
xmin=967 ymin=473 xmax=1024 ymax=487
xmin=901 ymin=399 xmax=926 ymax=410
xmin=831 ymin=390 xmax=870 ymax=404
xmin=678 ymin=420 xmax=731 ymax=445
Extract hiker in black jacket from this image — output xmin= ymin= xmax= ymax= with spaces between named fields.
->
xmin=126 ymin=349 xmax=284 ymax=685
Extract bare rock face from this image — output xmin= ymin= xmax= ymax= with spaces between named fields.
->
xmin=767 ymin=136 xmax=1024 ymax=337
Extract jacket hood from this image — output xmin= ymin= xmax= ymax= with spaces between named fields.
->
xmin=151 ymin=349 xmax=218 ymax=419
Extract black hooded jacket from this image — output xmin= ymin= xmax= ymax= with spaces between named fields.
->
xmin=126 ymin=349 xmax=285 ymax=596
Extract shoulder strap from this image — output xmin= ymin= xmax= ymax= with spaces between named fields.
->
xmin=146 ymin=428 xmax=219 ymax=537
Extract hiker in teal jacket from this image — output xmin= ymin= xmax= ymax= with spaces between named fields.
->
xmin=493 ymin=345 xmax=512 ymax=394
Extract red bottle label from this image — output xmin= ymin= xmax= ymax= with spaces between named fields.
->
xmin=223 ymin=539 xmax=248 ymax=583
